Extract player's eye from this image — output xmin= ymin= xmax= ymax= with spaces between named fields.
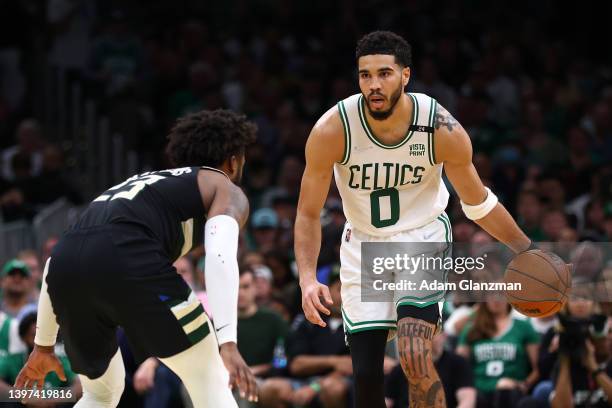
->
xmin=360 ymin=73 xmax=370 ymax=79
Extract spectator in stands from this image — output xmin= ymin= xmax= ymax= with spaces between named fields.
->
xmin=385 ymin=331 xmax=476 ymax=408
xmin=26 ymin=145 xmax=83 ymax=207
xmin=16 ymin=249 xmax=42 ymax=302
xmin=252 ymin=264 xmax=274 ymax=307
xmin=250 ymin=208 xmax=279 ymax=253
xmin=516 ymin=191 xmax=545 ymax=241
xmin=0 ymin=310 xmax=25 ymax=360
xmin=86 ymin=8 xmax=144 ymax=97
xmin=0 ymin=311 xmax=80 ymax=397
xmin=537 ymin=175 xmax=567 ymax=213
xmin=174 ymin=256 xmax=208 ymax=314
xmin=1 ymin=119 xmax=45 ymax=181
xmin=541 ymin=210 xmax=570 ymax=242
xmin=260 ymin=156 xmax=304 ymax=208
xmin=457 ymin=298 xmax=540 ymax=408
xmin=264 ymin=249 xmax=300 ymax=319
xmin=532 ymin=284 xmax=612 ymax=408
xmin=237 ymin=266 xmax=288 ymax=379
xmin=131 ymin=357 xmax=183 ymax=408
xmin=570 ymin=242 xmax=604 ymax=282
xmin=259 ymin=271 xmax=351 ymax=408
xmin=0 ymin=152 xmax=32 ymax=221
xmin=0 ymin=259 xmax=35 ymax=318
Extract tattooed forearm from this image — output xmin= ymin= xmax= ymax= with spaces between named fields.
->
xmin=434 ymin=104 xmax=461 ymax=132
xmin=398 ymin=317 xmax=446 ymax=408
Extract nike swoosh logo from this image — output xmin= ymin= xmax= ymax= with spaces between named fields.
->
xmin=216 ymin=324 xmax=229 ymax=332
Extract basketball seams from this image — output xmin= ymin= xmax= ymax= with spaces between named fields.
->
xmin=528 ymin=250 xmax=569 ymax=289
xmin=505 ymin=267 xmax=566 ymax=296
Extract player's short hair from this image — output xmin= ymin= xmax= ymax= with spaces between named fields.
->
xmin=166 ymin=109 xmax=257 ymax=168
xmin=356 ymin=31 xmax=412 ymax=68
xmin=19 ymin=311 xmax=37 ymax=339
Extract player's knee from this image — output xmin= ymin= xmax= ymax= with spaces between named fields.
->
xmin=320 ymin=375 xmax=348 ymax=401
xmin=398 ymin=337 xmax=434 ymax=380
xmin=353 ymin=358 xmax=384 ymax=387
xmin=79 ymin=379 xmax=124 ymax=407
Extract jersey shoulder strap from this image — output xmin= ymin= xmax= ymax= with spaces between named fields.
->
xmin=336 ymin=94 xmax=361 ymax=165
xmin=407 ymin=93 xmax=437 ymax=134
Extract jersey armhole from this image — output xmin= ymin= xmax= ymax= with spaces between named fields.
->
xmin=428 ymin=98 xmax=438 ymax=166
xmin=337 ymin=101 xmax=351 ymax=165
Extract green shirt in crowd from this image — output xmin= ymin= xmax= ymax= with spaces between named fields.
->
xmin=0 ymin=344 xmax=76 ymax=387
xmin=459 ymin=318 xmax=540 ymax=392
xmin=237 ymin=308 xmax=288 ymax=367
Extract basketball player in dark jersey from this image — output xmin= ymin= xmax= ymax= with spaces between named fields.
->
xmin=15 ymin=110 xmax=258 ymax=407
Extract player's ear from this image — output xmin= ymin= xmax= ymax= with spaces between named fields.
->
xmin=227 ymin=155 xmax=236 ymax=173
xmin=402 ymin=66 xmax=411 ymax=88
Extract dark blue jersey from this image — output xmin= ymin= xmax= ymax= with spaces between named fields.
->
xmin=74 ymin=167 xmax=206 ymax=261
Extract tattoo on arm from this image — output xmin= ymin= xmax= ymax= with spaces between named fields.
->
xmin=434 ymin=104 xmax=461 ymax=132
xmin=220 ymin=186 xmax=249 ymax=227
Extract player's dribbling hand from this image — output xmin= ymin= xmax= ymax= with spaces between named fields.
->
xmin=14 ymin=345 xmax=67 ymax=390
xmin=220 ymin=342 xmax=258 ymax=402
xmin=300 ymin=279 xmax=333 ymax=327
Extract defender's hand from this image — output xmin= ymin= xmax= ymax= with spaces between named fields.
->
xmin=15 ymin=345 xmax=66 ymax=389
xmin=220 ymin=342 xmax=258 ymax=402
xmin=300 ymin=279 xmax=333 ymax=327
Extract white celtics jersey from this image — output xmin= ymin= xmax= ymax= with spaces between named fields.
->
xmin=333 ymin=92 xmax=449 ymax=236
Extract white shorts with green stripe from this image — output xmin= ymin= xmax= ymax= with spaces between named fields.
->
xmin=340 ymin=212 xmax=452 ymax=340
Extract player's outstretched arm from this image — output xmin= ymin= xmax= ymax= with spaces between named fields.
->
xmin=295 ymin=108 xmax=344 ymax=327
xmin=15 ymin=259 xmax=66 ymax=389
xmin=198 ymin=172 xmax=257 ymax=402
xmin=434 ymin=103 xmax=531 ymax=253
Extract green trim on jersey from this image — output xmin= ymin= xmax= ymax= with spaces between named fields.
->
xmin=428 ymin=99 xmax=438 ymax=165
xmin=337 ymin=101 xmax=352 ymax=165
xmin=395 ymin=291 xmax=444 ymax=305
xmin=437 ymin=213 xmax=452 ymax=243
xmin=357 ymin=93 xmax=418 ymax=149
xmin=396 ymin=298 xmax=441 ymax=308
xmin=0 ymin=315 xmax=10 ymax=354
xmin=341 ymin=307 xmax=396 ymax=327
xmin=398 ymin=212 xmax=452 ymax=307
xmin=347 ymin=325 xmax=396 ymax=334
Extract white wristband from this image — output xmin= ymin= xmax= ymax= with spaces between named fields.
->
xmin=460 ymin=187 xmax=498 ymax=220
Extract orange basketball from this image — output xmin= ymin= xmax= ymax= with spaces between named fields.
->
xmin=504 ymin=249 xmax=571 ymax=317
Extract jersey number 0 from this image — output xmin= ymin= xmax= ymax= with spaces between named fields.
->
xmin=370 ymin=187 xmax=400 ymax=228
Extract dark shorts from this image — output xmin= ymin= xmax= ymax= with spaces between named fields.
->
xmin=47 ymin=225 xmax=210 ymax=379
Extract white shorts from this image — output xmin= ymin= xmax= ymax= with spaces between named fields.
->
xmin=340 ymin=213 xmax=452 ymax=337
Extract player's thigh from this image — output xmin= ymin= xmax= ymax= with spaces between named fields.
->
xmin=46 ymin=231 xmax=121 ymax=379
xmin=392 ymin=216 xmax=450 ymax=311
xmin=340 ymin=226 xmax=397 ymax=335
xmin=117 ymin=270 xmax=210 ymax=361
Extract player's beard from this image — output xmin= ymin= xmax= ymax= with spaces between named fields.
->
xmin=365 ymin=82 xmax=403 ymax=121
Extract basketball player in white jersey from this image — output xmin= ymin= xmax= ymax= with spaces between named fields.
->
xmin=295 ymin=31 xmax=533 ymax=407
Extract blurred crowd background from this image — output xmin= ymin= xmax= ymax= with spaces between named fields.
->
xmin=0 ymin=0 xmax=611 ymax=407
